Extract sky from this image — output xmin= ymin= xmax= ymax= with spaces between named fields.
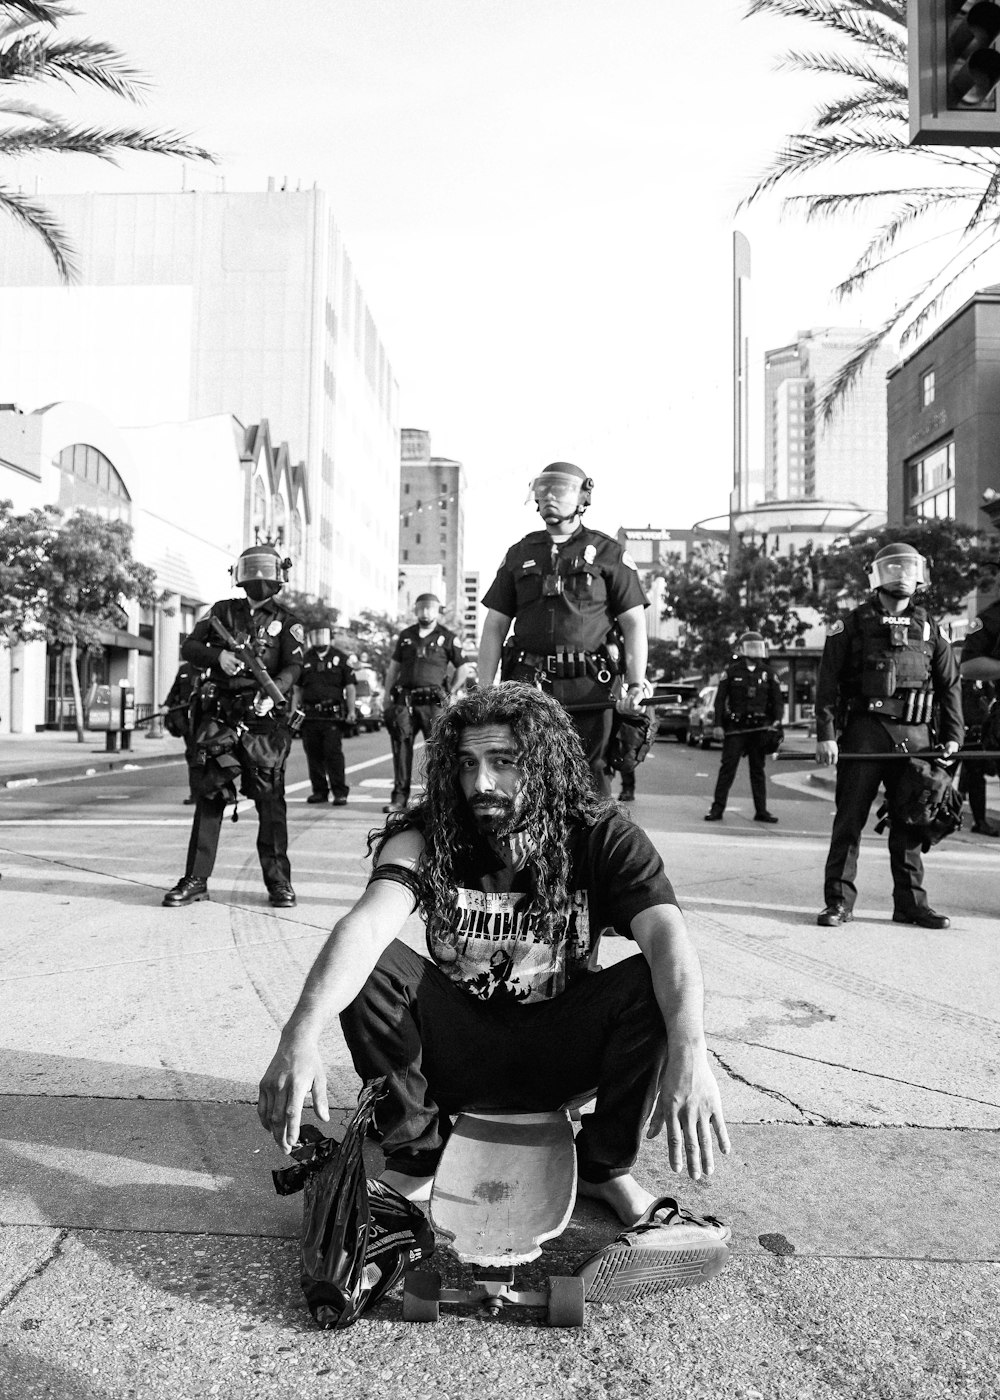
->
xmin=7 ymin=0 xmax=995 ymax=583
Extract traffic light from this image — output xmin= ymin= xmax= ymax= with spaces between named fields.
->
xmin=910 ymin=0 xmax=1000 ymax=144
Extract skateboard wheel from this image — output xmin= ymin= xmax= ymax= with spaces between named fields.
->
xmin=546 ymin=1274 xmax=585 ymax=1327
xmin=402 ymin=1270 xmax=441 ymax=1323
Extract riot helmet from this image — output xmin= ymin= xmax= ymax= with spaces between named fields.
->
xmin=738 ymin=631 xmax=767 ymax=660
xmin=414 ymin=592 xmax=441 ymax=625
xmin=528 ymin=461 xmax=594 ymax=527
xmin=867 ymin=542 xmax=928 ymax=595
xmin=232 ymin=543 xmax=290 ymax=601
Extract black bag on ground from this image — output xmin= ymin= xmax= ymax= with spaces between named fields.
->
xmin=607 ymin=708 xmax=659 ymax=772
xmin=271 ymin=1077 xmax=434 ymax=1328
xmin=875 ymin=757 xmax=963 ymax=852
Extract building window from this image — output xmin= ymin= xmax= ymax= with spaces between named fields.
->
xmin=416 ymin=533 xmax=421 ymax=544
xmin=921 ymin=369 xmax=936 ymax=407
xmin=403 ymin=549 xmax=408 ymax=561
xmin=56 ymin=443 xmax=132 ymax=521
xmin=404 ymin=483 xmax=410 ymax=495
xmin=906 ymin=439 xmax=955 ymax=521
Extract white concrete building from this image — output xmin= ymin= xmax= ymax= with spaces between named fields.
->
xmin=0 ymin=187 xmax=399 ymax=618
xmin=0 ymin=401 xmax=308 ymax=733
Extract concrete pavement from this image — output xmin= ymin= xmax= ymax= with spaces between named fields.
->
xmin=1 ymin=748 xmax=999 ymax=1399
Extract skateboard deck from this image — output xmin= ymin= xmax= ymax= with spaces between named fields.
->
xmin=430 ymin=1109 xmax=577 ymax=1267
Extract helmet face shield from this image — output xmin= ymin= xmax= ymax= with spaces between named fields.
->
xmin=234 ymin=548 xmax=283 ymax=585
xmin=740 ymin=637 xmax=767 ymax=660
xmin=528 ymin=473 xmax=584 ymax=506
xmin=868 ymin=548 xmax=929 ymax=591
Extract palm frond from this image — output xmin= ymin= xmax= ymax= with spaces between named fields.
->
xmin=0 ymin=180 xmax=76 ymax=279
xmin=782 ymin=187 xmax=984 ymax=221
xmin=834 ymin=191 xmax=985 ymax=295
xmin=743 ymin=130 xmax=908 ymax=202
xmin=814 ymin=93 xmax=907 ymax=127
xmin=747 ymin=1 xmax=906 ymax=62
xmin=776 ymin=48 xmax=906 ymax=90
xmin=747 ymin=0 xmax=905 ymax=32
xmin=0 ymin=121 xmax=217 ymax=162
xmin=897 ymin=228 xmax=1000 ymax=347
xmin=0 ymin=36 xmax=149 ymax=102
xmin=963 ymin=164 xmax=1000 ymax=232
xmin=0 ymin=95 xmax=62 ymax=121
xmin=0 ymin=3 xmax=77 ymax=23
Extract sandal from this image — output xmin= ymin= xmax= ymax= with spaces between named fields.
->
xmin=574 ymin=1196 xmax=731 ymax=1302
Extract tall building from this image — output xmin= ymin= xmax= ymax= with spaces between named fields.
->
xmin=763 ymin=328 xmax=897 ymax=510
xmin=462 ymin=571 xmax=482 ymax=654
xmin=398 ymin=429 xmax=466 ymax=614
xmin=0 ymin=187 xmax=399 ymax=618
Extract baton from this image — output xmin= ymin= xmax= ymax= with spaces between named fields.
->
xmin=775 ymin=749 xmax=1000 ymax=762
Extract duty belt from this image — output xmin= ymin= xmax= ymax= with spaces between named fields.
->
xmin=304 ymin=701 xmax=342 ymax=717
xmin=401 ymin=686 xmax=445 ymax=706
xmin=507 ymin=647 xmax=614 ymax=684
xmin=850 ymin=692 xmax=934 ymax=724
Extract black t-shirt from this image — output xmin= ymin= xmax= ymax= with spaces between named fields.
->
xmin=369 ymin=811 xmax=676 ymax=1004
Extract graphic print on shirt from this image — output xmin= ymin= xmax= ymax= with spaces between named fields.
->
xmin=428 ymin=887 xmax=592 ymax=1004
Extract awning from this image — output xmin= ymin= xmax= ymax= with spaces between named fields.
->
xmin=96 ymin=629 xmax=153 ymax=654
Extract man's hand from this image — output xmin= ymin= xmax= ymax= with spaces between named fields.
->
xmin=816 ymin=739 xmax=838 ymax=766
xmin=257 ymin=1032 xmax=330 ymax=1154
xmin=620 ymin=683 xmax=646 ymax=714
xmin=219 ymin=649 xmax=244 ymax=677
xmin=345 ymin=709 xmax=357 ymax=725
xmin=252 ymin=693 xmax=274 ymax=717
xmin=646 ymin=1049 xmax=730 ymax=1181
xmin=941 ymin=741 xmax=960 ymax=759
xmin=712 ymin=726 xmax=725 ymax=744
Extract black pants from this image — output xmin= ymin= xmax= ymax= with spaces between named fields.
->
xmin=302 ymin=718 xmax=348 ymax=800
xmin=340 ymin=940 xmax=666 ymax=1183
xmin=185 ymin=751 xmax=290 ymax=887
xmin=712 ymin=729 xmax=769 ymax=814
xmin=388 ymin=700 xmax=442 ymax=803
xmin=958 ymin=760 xmax=987 ymax=825
xmin=567 ymin=707 xmax=615 ymax=798
xmin=823 ymin=716 xmax=930 ymax=914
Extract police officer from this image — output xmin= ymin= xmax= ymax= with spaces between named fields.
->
xmin=705 ymin=632 xmax=784 ymax=823
xmin=956 ymin=672 xmax=998 ymax=835
xmin=162 ymin=661 xmax=203 ymax=804
xmin=477 ymin=462 xmax=649 ymax=795
xmin=297 ymin=628 xmax=356 ymax=806
xmin=815 ymin=542 xmax=962 ymax=929
xmin=958 ymin=592 xmax=1000 ymax=833
xmin=162 ymin=543 xmax=305 ymax=909
xmin=382 ymin=593 xmax=467 ymax=813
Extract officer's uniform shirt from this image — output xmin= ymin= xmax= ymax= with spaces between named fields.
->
xmin=482 ymin=525 xmax=648 ymax=654
xmin=815 ymin=593 xmax=962 ymax=745
xmin=393 ymin=624 xmax=463 ymax=689
xmin=300 ymin=647 xmax=355 ymax=709
xmin=164 ymin=662 xmax=199 ymax=710
xmin=714 ymin=658 xmax=783 ymax=731
xmin=182 ymin=595 xmax=305 ymax=696
xmin=959 ymin=599 xmax=1000 ymax=669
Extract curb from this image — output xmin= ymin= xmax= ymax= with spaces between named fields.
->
xmin=2 ymin=752 xmax=185 ymax=790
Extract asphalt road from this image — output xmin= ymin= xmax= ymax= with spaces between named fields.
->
xmin=1 ymin=728 xmax=999 ymax=1399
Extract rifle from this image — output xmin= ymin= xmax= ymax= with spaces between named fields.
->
xmin=209 ymin=613 xmax=288 ymax=711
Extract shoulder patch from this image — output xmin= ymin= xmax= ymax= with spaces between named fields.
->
xmin=290 ymin=623 xmax=305 ymax=643
xmin=967 ymin=617 xmax=984 ymax=634
xmin=827 ymin=619 xmax=845 ymax=636
xmin=621 ymin=551 xmax=638 ymax=571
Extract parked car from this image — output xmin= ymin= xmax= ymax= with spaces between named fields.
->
xmin=685 ymin=685 xmax=719 ymax=748
xmin=647 ymin=683 xmax=700 ymax=742
xmin=344 ymin=676 xmax=382 ymax=736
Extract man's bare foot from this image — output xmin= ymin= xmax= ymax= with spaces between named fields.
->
xmin=380 ymin=1169 xmax=433 ymax=1203
xmin=577 ymin=1173 xmax=658 ymax=1227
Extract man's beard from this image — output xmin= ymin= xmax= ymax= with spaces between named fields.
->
xmin=468 ymin=792 xmax=522 ymax=835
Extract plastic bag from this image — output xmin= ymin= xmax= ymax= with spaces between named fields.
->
xmin=272 ymin=1077 xmax=435 ymax=1328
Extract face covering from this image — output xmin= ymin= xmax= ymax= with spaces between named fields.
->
xmin=243 ymin=580 xmax=279 ymax=603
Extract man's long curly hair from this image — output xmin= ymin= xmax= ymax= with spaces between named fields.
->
xmin=368 ymin=683 xmax=616 ymax=945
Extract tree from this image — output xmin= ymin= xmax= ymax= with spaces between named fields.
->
xmin=281 ymin=588 xmax=339 ymax=636
xmin=658 ymin=537 xmax=815 ymax=675
xmin=0 ymin=497 xmax=50 ymax=641
xmin=20 ymin=507 xmax=158 ymax=740
xmin=340 ymin=610 xmax=402 ymax=680
xmin=1 ymin=0 xmax=214 ymax=279
xmin=743 ymin=0 xmax=1000 ymax=417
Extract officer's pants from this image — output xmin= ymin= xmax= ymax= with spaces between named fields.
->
xmin=823 ymin=717 xmax=930 ymax=914
xmin=712 ymin=730 xmax=769 ymax=814
xmin=302 ymin=718 xmax=348 ymax=800
xmin=567 ymin=707 xmax=615 ymax=798
xmin=341 ymin=939 xmax=665 ymax=1183
xmin=958 ymin=759 xmax=988 ymax=826
xmin=185 ymin=764 xmax=291 ymax=888
xmin=388 ymin=701 xmax=442 ymax=802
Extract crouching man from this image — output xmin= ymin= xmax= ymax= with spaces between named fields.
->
xmin=258 ymin=683 xmax=730 ymax=1282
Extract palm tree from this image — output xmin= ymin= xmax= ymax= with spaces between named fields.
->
xmin=0 ymin=0 xmax=214 ymax=279
xmin=743 ymin=0 xmax=1000 ymax=419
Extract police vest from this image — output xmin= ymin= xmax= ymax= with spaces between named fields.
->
xmin=507 ymin=533 xmax=615 ymax=654
xmin=301 ymin=651 xmax=347 ymax=705
xmin=398 ymin=628 xmax=452 ymax=688
xmin=724 ymin=663 xmax=772 ymax=721
xmin=851 ymin=602 xmax=933 ymax=700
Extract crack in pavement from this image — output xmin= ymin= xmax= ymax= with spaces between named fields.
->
xmin=712 ymin=1034 xmax=1000 ymax=1111
xmin=709 ymin=1047 xmax=833 ymax=1125
xmin=0 ymin=1227 xmax=69 ymax=1313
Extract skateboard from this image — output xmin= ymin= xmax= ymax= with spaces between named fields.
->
xmin=401 ymin=1108 xmax=586 ymax=1327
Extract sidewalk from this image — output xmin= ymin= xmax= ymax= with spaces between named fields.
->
xmin=0 ymin=728 xmax=186 ymax=787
